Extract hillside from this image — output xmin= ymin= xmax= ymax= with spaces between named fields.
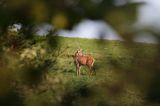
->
xmin=0 ymin=36 xmax=160 ymax=106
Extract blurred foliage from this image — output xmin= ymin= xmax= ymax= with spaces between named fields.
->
xmin=0 ymin=0 xmax=160 ymax=106
xmin=0 ymin=0 xmax=141 ymax=35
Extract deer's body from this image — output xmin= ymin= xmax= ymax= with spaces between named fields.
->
xmin=75 ymin=55 xmax=94 ymax=66
xmin=72 ymin=49 xmax=95 ymax=76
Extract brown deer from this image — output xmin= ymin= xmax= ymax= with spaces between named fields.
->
xmin=72 ymin=49 xmax=96 ymax=76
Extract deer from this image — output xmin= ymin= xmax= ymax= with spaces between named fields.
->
xmin=72 ymin=49 xmax=96 ymax=76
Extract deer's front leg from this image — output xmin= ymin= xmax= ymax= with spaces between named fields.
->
xmin=78 ymin=66 xmax=81 ymax=76
xmin=76 ymin=65 xmax=82 ymax=76
xmin=76 ymin=65 xmax=79 ymax=76
xmin=76 ymin=64 xmax=80 ymax=76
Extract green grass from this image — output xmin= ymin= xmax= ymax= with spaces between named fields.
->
xmin=1 ymin=36 xmax=160 ymax=106
xmin=45 ymin=36 xmax=160 ymax=106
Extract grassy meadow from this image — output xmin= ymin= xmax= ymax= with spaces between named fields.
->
xmin=0 ymin=36 xmax=160 ymax=106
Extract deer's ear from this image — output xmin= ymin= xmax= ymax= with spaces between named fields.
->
xmin=77 ymin=48 xmax=82 ymax=51
xmin=71 ymin=55 xmax=75 ymax=58
xmin=79 ymin=48 xmax=82 ymax=52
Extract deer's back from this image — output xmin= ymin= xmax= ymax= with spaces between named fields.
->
xmin=77 ymin=55 xmax=95 ymax=66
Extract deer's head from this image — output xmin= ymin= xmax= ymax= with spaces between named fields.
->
xmin=75 ymin=49 xmax=83 ymax=56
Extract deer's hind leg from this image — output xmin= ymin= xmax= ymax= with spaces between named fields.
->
xmin=87 ymin=65 xmax=96 ymax=76
xmin=92 ymin=66 xmax=96 ymax=75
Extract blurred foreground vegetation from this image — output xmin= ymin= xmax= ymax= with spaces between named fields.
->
xmin=0 ymin=35 xmax=160 ymax=106
xmin=1 ymin=0 xmax=160 ymax=106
